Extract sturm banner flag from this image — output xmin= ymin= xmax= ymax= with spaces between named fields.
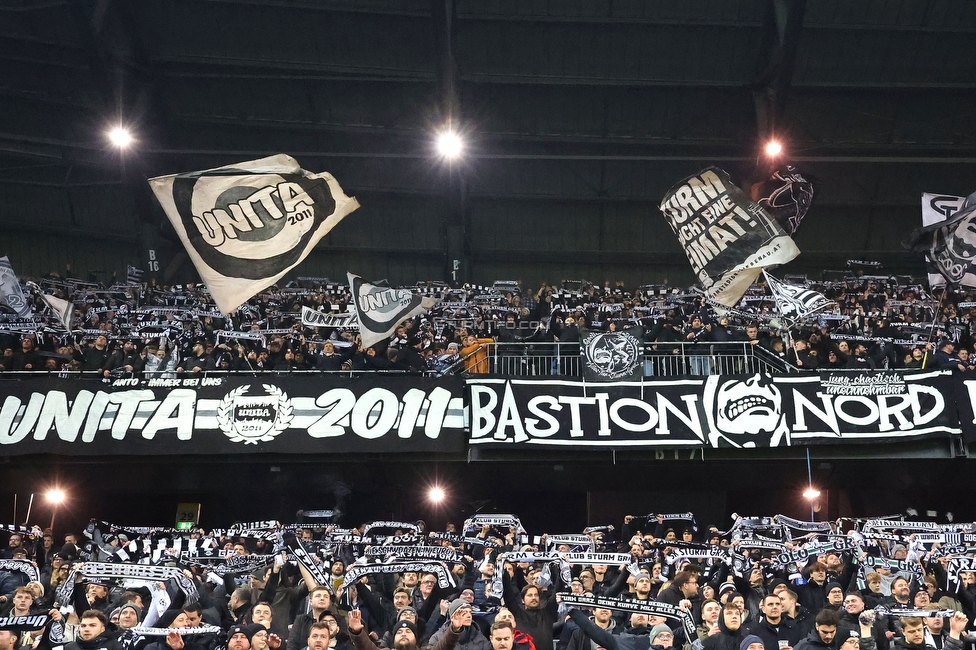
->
xmin=148 ymin=155 xmax=360 ymax=314
xmin=659 ymin=167 xmax=800 ymax=308
xmin=467 ymin=371 xmax=958 ymax=448
xmin=349 ymin=273 xmax=437 ymax=349
xmin=0 ymin=375 xmax=463 ymax=455
xmin=914 ymin=191 xmax=970 ymax=288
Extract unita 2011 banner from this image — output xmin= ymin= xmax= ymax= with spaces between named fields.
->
xmin=0 ymin=375 xmax=464 ymax=455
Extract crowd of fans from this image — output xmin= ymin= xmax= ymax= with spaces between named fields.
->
xmin=2 ymin=265 xmax=976 ymax=375
xmin=0 ymin=514 xmax=973 ymax=650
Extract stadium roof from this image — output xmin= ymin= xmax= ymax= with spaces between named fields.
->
xmin=2 ymin=0 xmax=975 ymax=283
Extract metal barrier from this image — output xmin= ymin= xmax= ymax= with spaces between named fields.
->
xmin=0 ymin=343 xmax=797 ymax=379
xmin=451 ymin=341 xmax=798 ymax=377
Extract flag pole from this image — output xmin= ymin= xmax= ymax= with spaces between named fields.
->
xmin=922 ymin=286 xmax=949 ymax=368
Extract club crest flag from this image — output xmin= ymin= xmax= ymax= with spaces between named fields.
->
xmin=0 ymin=257 xmax=32 ymax=318
xmin=148 ymin=155 xmax=359 ymax=314
xmin=763 ymin=271 xmax=833 ymax=322
xmin=659 ymin=167 xmax=799 ymax=308
xmin=581 ymin=327 xmax=643 ymax=381
xmin=911 ymin=192 xmax=971 ymax=288
xmin=349 ymin=273 xmax=437 ymax=349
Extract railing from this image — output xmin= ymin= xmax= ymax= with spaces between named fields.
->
xmin=0 ymin=342 xmax=798 ymax=379
xmin=451 ymin=341 xmax=798 ymax=377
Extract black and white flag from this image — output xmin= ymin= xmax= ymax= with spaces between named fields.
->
xmin=349 ymin=272 xmax=437 ymax=349
xmin=41 ymin=294 xmax=73 ymax=331
xmin=126 ymin=266 xmax=145 ymax=285
xmin=0 ymin=256 xmax=32 ymax=318
xmin=763 ymin=271 xmax=834 ymax=322
xmin=659 ymin=167 xmax=800 ymax=308
xmin=910 ymin=191 xmax=973 ymax=288
xmin=581 ymin=327 xmax=643 ymax=381
xmin=148 ymin=155 xmax=359 ymax=314
xmin=751 ymin=165 xmax=814 ymax=235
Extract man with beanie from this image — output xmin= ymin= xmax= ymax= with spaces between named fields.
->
xmin=426 ymin=600 xmax=489 ymax=650
xmin=741 ymin=636 xmax=765 ymax=650
xmin=347 ymin=606 xmax=467 ymax=650
xmin=114 ymin=603 xmax=145 ymax=650
xmin=227 ymin=625 xmax=256 ymax=650
xmin=648 ymin=624 xmax=675 ymax=649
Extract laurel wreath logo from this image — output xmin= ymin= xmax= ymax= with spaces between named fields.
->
xmin=216 ymin=384 xmax=293 ymax=444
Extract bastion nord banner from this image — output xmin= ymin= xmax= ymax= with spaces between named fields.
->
xmin=467 ymin=371 xmax=959 ymax=448
xmin=0 ymin=375 xmax=464 ymax=455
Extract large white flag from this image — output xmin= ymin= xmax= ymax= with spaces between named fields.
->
xmin=148 ymin=154 xmax=359 ymax=314
xmin=0 ymin=256 xmax=32 ymax=318
xmin=349 ymin=273 xmax=437 ymax=349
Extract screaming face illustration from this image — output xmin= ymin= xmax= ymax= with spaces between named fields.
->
xmin=704 ymin=373 xmax=788 ymax=447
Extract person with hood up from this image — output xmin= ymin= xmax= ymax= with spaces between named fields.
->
xmin=704 ymin=603 xmax=746 ymax=650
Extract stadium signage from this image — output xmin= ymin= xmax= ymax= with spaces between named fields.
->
xmin=468 ymin=371 xmax=958 ymax=448
xmin=0 ymin=376 xmax=464 ymax=454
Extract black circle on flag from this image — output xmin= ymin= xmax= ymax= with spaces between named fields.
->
xmin=171 ymin=172 xmax=336 ymax=280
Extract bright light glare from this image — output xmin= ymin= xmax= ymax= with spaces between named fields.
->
xmin=803 ymin=487 xmax=821 ymax=500
xmin=108 ymin=127 xmax=133 ymax=148
xmin=46 ymin=489 xmax=66 ymax=504
xmin=436 ymin=131 xmax=463 ymax=158
xmin=428 ymin=486 xmax=446 ymax=503
xmin=765 ymin=140 xmax=783 ymax=157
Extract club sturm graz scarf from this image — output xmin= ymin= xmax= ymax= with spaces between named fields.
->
xmin=340 ymin=560 xmax=455 ymax=593
xmin=0 ymin=559 xmax=40 ymax=582
xmin=560 ymin=594 xmax=696 ymax=642
xmin=56 ymin=563 xmax=199 ymax=607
